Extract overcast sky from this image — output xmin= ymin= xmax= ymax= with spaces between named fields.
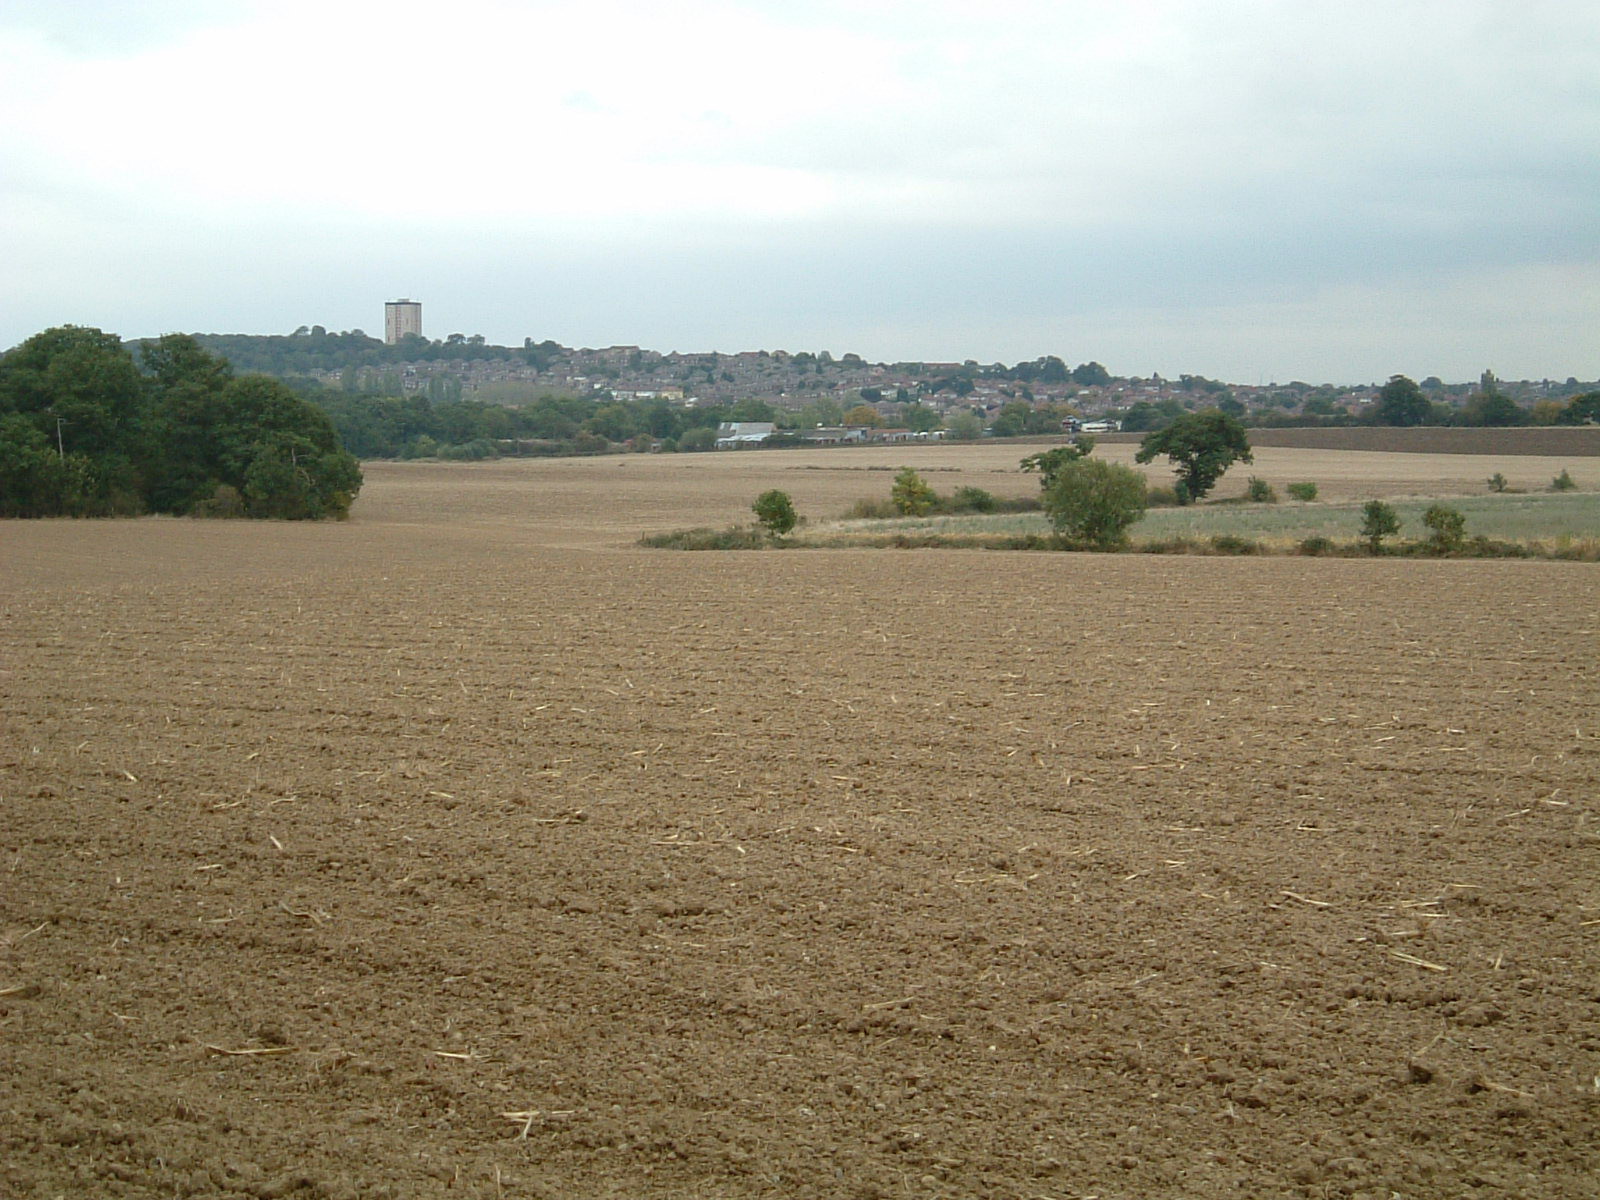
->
xmin=3 ymin=0 xmax=1596 ymax=383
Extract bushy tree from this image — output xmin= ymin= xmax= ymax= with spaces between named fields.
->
xmin=951 ymin=486 xmax=996 ymax=512
xmin=0 ymin=326 xmax=361 ymax=519
xmin=1460 ymin=391 xmax=1525 ymax=427
xmin=1020 ymin=439 xmax=1095 ymax=487
xmin=1042 ymin=458 xmax=1148 ymax=549
xmin=1373 ymin=375 xmax=1431 ymax=426
xmin=1134 ymin=409 xmax=1253 ymax=503
xmin=890 ymin=467 xmax=937 ymax=515
xmin=943 ymin=410 xmax=983 ymax=440
xmin=752 ymin=489 xmax=797 ymax=537
xmin=1558 ymin=391 xmax=1600 ymax=424
xmin=1245 ymin=476 xmax=1277 ymax=502
xmin=1360 ymin=500 xmax=1401 ymax=553
xmin=1422 ymin=504 xmax=1466 ymax=552
xmin=0 ymin=413 xmax=75 ymax=517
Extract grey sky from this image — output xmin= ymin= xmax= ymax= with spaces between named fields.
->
xmin=3 ymin=0 xmax=1596 ymax=383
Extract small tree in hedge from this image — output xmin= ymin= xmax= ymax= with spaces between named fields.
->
xmin=1360 ymin=500 xmax=1401 ymax=553
xmin=1020 ymin=439 xmax=1095 ymax=487
xmin=891 ymin=467 xmax=937 ymax=515
xmin=1422 ymin=504 xmax=1466 ymax=553
xmin=1245 ymin=476 xmax=1277 ymax=502
xmin=752 ymin=489 xmax=797 ymax=537
xmin=1042 ymin=458 xmax=1148 ymax=549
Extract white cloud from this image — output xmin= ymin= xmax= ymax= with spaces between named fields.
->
xmin=3 ymin=0 xmax=1598 ymax=377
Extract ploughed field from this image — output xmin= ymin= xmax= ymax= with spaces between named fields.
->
xmin=3 ymin=443 xmax=1598 ymax=1199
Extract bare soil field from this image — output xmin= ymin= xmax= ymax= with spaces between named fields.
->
xmin=3 ymin=446 xmax=1598 ymax=1199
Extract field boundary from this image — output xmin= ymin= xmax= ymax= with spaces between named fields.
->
xmin=1093 ymin=425 xmax=1600 ymax=455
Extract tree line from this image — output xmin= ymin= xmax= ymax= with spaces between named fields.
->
xmin=1372 ymin=374 xmax=1600 ymax=428
xmin=0 ymin=327 xmax=361 ymax=519
xmin=302 ymin=384 xmax=787 ymax=459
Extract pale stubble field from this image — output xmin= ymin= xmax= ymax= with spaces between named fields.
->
xmin=2 ymin=444 xmax=1597 ymax=1199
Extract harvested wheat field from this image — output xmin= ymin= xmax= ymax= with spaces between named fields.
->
xmin=3 ymin=443 xmax=1598 ymax=1200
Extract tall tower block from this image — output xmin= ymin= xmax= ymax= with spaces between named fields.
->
xmin=384 ymin=299 xmax=422 ymax=344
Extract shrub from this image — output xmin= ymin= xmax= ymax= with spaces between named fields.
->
xmin=890 ymin=467 xmax=937 ymax=515
xmin=752 ymin=489 xmax=797 ymax=537
xmin=1286 ymin=481 xmax=1318 ymax=502
xmin=1360 ymin=500 xmax=1401 ymax=553
xmin=1487 ymin=472 xmax=1509 ymax=493
xmin=192 ymin=484 xmax=245 ymax=518
xmin=677 ymin=427 xmax=717 ymax=452
xmin=1041 ymin=458 xmax=1148 ymax=549
xmin=950 ymin=485 xmax=997 ymax=513
xmin=1145 ymin=484 xmax=1186 ymax=508
xmin=1422 ymin=504 xmax=1466 ymax=553
xmin=1297 ymin=535 xmax=1335 ymax=556
xmin=1209 ymin=534 xmax=1262 ymax=555
xmin=1245 ymin=476 xmax=1278 ymax=503
xmin=638 ymin=526 xmax=768 ymax=549
xmin=1141 ymin=536 xmax=1203 ymax=555
xmin=842 ymin=497 xmax=899 ymax=520
xmin=1552 ymin=468 xmax=1577 ymax=492
xmin=1019 ymin=441 xmax=1094 ymax=487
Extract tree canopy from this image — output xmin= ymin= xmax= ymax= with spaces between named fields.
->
xmin=1373 ymin=375 xmax=1432 ymax=427
xmin=0 ymin=327 xmax=361 ymax=519
xmin=1134 ymin=409 xmax=1253 ymax=502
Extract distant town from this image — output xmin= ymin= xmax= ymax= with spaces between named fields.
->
xmin=137 ymin=300 xmax=1594 ymax=459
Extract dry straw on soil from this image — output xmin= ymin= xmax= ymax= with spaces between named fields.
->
xmin=3 ymin=441 xmax=1598 ymax=1199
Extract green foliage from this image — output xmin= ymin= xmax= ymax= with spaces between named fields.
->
xmin=1422 ymin=504 xmax=1466 ymax=553
xmin=1019 ymin=439 xmax=1095 ymax=487
xmin=1459 ymin=385 xmax=1525 ymax=427
xmin=950 ymin=486 xmax=997 ymax=513
xmin=1145 ymin=484 xmax=1185 ymax=508
xmin=0 ymin=413 xmax=76 ymax=517
xmin=1041 ymin=458 xmax=1148 ymax=549
xmin=1134 ymin=409 xmax=1253 ymax=502
xmin=1551 ymin=469 xmax=1577 ymax=492
xmin=1209 ymin=534 xmax=1261 ymax=555
xmin=1559 ymin=391 xmax=1600 ymax=425
xmin=678 ymin=426 xmax=718 ymax=452
xmin=0 ymin=327 xmax=361 ymax=519
xmin=1373 ymin=375 xmax=1431 ymax=426
xmin=1297 ymin=535 xmax=1335 ymax=556
xmin=638 ymin=525 xmax=770 ymax=550
xmin=891 ymin=467 xmax=937 ymax=515
xmin=1360 ymin=500 xmax=1401 ymax=553
xmin=1487 ymin=472 xmax=1509 ymax=493
xmin=843 ymin=496 xmax=900 ymax=520
xmin=752 ymin=489 xmax=798 ymax=537
xmin=943 ymin=410 xmax=983 ymax=441
xmin=900 ymin=402 xmax=941 ymax=432
xmin=1286 ymin=481 xmax=1318 ymax=502
xmin=1245 ymin=476 xmax=1277 ymax=503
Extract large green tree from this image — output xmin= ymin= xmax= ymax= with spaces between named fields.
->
xmin=1134 ymin=409 xmax=1253 ymax=502
xmin=1560 ymin=391 xmax=1600 ymax=424
xmin=0 ymin=326 xmax=361 ymax=519
xmin=1373 ymin=375 xmax=1431 ymax=426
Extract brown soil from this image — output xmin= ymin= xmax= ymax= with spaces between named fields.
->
xmin=4 ymin=449 xmax=1598 ymax=1199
